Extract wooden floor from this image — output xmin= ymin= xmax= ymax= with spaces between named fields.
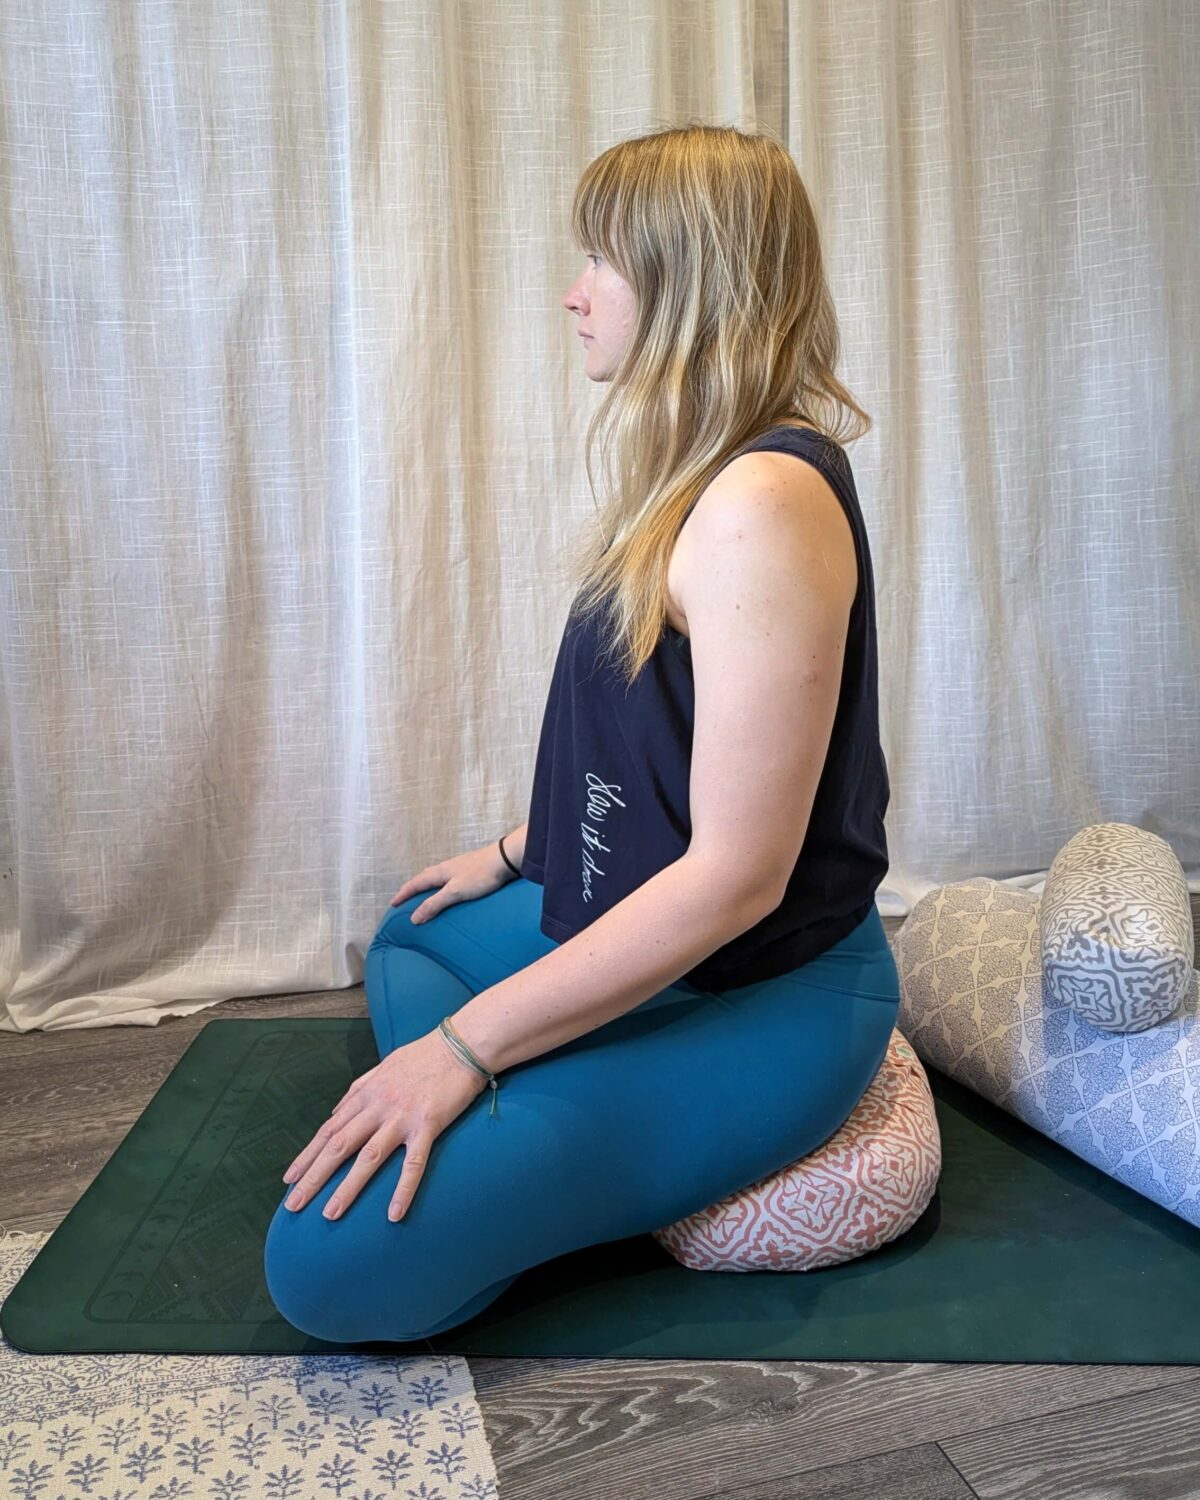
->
xmin=4 ymin=900 xmax=1200 ymax=1500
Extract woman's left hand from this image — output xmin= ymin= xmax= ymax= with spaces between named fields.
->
xmin=281 ymin=1028 xmax=490 ymax=1223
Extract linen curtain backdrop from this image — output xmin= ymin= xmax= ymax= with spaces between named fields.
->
xmin=1 ymin=0 xmax=1196 ymax=1030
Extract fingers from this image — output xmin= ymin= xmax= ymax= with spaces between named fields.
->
xmin=317 ymin=1127 xmax=397 ymax=1221
xmin=390 ymin=869 xmax=432 ymax=907
xmin=387 ymin=1134 xmax=432 ymax=1222
xmin=339 ymin=1071 xmax=372 ymax=1104
xmin=411 ymin=887 xmax=454 ymax=924
xmin=282 ymin=1112 xmax=369 ymax=1210
xmin=282 ymin=1088 xmax=363 ymax=1185
xmin=280 ymin=1118 xmax=432 ymax=1226
xmin=390 ymin=872 xmax=450 ymax=919
xmin=282 ymin=1121 xmax=332 ymax=1186
xmin=393 ymin=890 xmax=432 ymax=919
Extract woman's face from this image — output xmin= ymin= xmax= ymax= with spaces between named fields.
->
xmin=562 ymin=253 xmax=638 ymax=381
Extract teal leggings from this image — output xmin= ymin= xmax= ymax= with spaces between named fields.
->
xmin=263 ymin=876 xmax=900 ymax=1344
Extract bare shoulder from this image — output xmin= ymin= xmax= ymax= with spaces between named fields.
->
xmin=668 ymin=441 xmax=859 ymax=637
xmin=676 ymin=439 xmax=863 ymax=895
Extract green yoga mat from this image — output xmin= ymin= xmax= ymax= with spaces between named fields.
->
xmin=4 ymin=1016 xmax=1200 ymax=1362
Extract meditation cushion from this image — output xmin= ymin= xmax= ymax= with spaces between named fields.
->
xmin=895 ymin=821 xmax=1200 ymax=1229
xmin=650 ymin=1028 xmax=942 ymax=1271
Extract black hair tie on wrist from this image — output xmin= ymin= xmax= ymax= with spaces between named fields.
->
xmin=498 ymin=834 xmax=521 ymax=877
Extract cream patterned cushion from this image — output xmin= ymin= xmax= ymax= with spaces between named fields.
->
xmin=896 ymin=822 xmax=1200 ymax=1228
xmin=1040 ymin=822 xmax=1195 ymax=1031
xmin=651 ymin=1028 xmax=942 ymax=1271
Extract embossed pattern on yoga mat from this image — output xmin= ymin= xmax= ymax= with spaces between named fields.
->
xmin=2 ymin=1019 xmax=379 ymax=1353
xmin=87 ymin=1030 xmax=342 ymax=1324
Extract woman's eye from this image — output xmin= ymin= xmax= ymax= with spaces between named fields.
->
xmin=589 ymin=254 xmax=601 ymax=266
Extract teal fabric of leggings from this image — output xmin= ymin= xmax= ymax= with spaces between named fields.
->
xmin=263 ymin=876 xmax=901 ymax=1344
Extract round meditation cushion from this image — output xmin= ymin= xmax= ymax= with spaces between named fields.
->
xmin=650 ymin=1027 xmax=941 ymax=1271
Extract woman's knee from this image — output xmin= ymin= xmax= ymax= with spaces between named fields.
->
xmin=366 ymin=879 xmax=552 ymax=1056
xmin=365 ymin=939 xmax=475 ymax=1056
xmin=263 ymin=1186 xmax=361 ymax=1343
xmin=262 ymin=1092 xmax=579 ymax=1344
xmin=371 ymin=877 xmax=549 ymax=968
xmin=367 ymin=892 xmax=426 ymax=957
xmin=262 ymin=1178 xmax=452 ymax=1345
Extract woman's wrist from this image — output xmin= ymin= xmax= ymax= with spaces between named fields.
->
xmin=497 ymin=821 xmax=527 ymax=876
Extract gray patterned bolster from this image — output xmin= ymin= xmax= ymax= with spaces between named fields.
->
xmin=1040 ymin=822 xmax=1195 ymax=1033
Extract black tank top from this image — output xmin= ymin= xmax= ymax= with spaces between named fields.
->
xmin=521 ymin=423 xmax=890 ymax=991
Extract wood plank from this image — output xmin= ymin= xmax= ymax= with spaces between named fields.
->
xmin=943 ymin=1374 xmax=1200 ymax=1499
xmin=702 ymin=1440 xmax=980 ymax=1499
xmin=461 ymin=1356 xmax=1198 ymax=1500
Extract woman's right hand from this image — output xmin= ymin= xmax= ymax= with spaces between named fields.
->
xmin=389 ymin=841 xmax=518 ymax=924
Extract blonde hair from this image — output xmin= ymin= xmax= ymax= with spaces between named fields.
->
xmin=563 ymin=121 xmax=871 ymax=689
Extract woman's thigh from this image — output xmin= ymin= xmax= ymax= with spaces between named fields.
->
xmin=263 ymin=882 xmax=901 ymax=1345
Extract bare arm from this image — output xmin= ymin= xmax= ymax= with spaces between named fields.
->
xmin=448 ymin=852 xmax=775 ymax=1074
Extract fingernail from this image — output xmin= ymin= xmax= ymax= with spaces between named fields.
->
xmin=388 ymin=1204 xmax=401 ymax=1221
xmin=282 ymin=1168 xmax=296 ymax=1183
xmin=286 ymin=1189 xmax=303 ymax=1210
xmin=324 ymin=1200 xmax=342 ymax=1220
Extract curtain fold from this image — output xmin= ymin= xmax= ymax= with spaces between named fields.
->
xmin=1 ymin=0 xmax=1196 ymax=1030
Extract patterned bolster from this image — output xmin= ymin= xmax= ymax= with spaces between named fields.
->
xmin=1040 ymin=822 xmax=1195 ymax=1033
xmin=893 ymin=821 xmax=1200 ymax=1231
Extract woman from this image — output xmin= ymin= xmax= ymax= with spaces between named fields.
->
xmin=264 ymin=123 xmax=899 ymax=1344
